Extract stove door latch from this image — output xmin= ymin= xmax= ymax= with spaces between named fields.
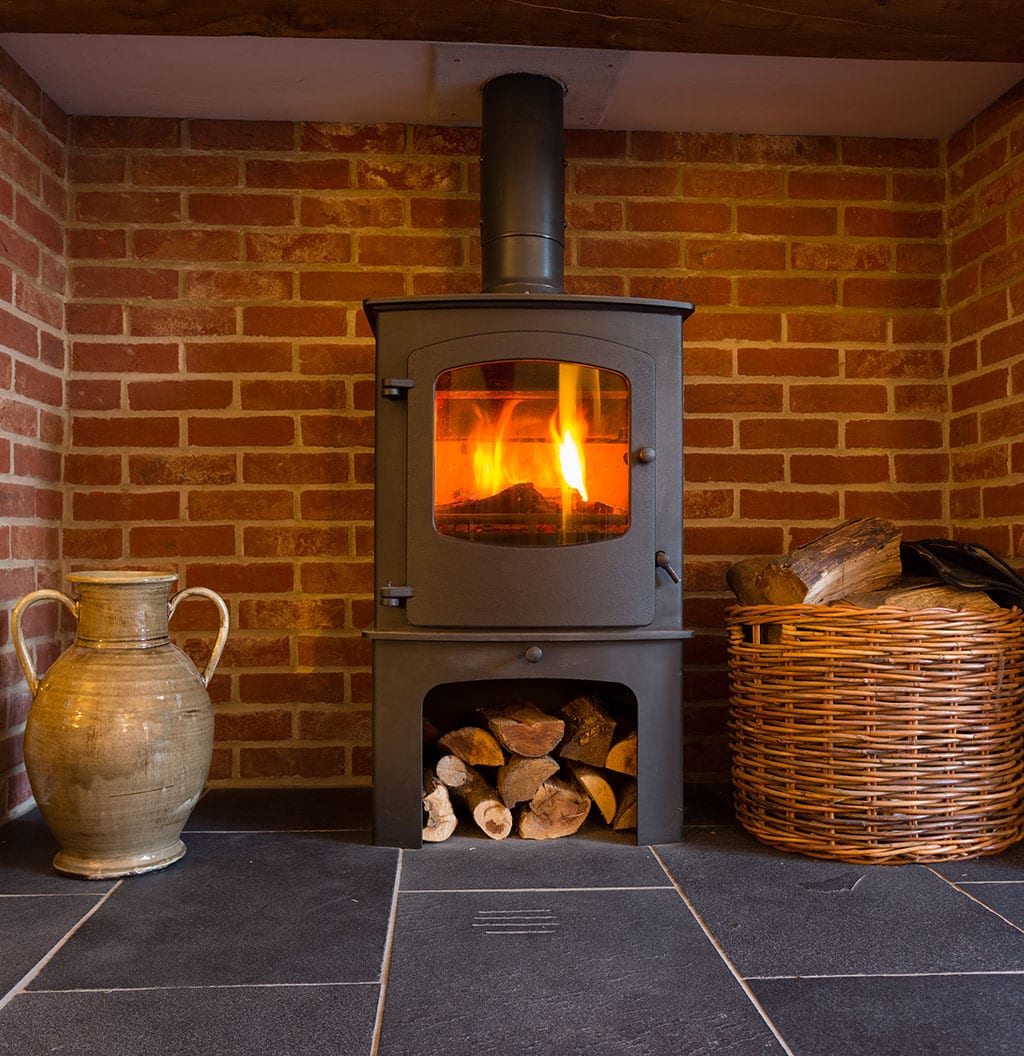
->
xmin=655 ymin=551 xmax=681 ymax=584
xmin=381 ymin=377 xmax=414 ymax=400
xmin=379 ymin=583 xmax=414 ymax=607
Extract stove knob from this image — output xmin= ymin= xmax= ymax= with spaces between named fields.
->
xmin=523 ymin=646 xmax=544 ymax=664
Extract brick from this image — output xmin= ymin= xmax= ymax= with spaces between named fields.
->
xmin=790 ymin=454 xmax=890 ymax=484
xmin=188 ymin=415 xmax=295 ymax=447
xmin=738 ymin=276 xmax=836 ymax=306
xmin=133 ymin=154 xmax=239 ymax=187
xmin=129 ymin=379 xmax=234 ymax=411
xmin=66 ymin=303 xmax=124 ymax=335
xmin=684 ymin=452 xmax=784 ymax=483
xmin=790 ymin=384 xmax=888 ymax=414
xmin=64 ymin=453 xmax=122 ymax=485
xmin=686 ymin=239 xmax=785 ymax=271
xmin=682 ymin=488 xmax=733 ymax=519
xmin=574 ymin=164 xmax=678 ymax=196
xmin=355 ymin=159 xmax=460 ymax=192
xmin=238 ymin=597 xmax=349 ymax=631
xmin=239 ymin=746 xmax=346 ymax=779
xmin=73 ymin=266 xmax=179 ymax=300
xmin=215 ymin=709 xmax=292 ymax=741
xmin=790 ymin=242 xmax=890 ymax=272
xmin=243 ymin=526 xmax=350 ymax=558
xmin=683 ymin=524 xmax=784 ymax=556
xmin=298 ymin=708 xmax=372 ymax=741
xmin=69 ymin=152 xmax=126 ymax=184
xmin=895 ymin=452 xmax=950 ymax=483
xmin=296 ymin=634 xmax=372 ymax=667
xmin=300 ymin=123 xmax=405 ymax=154
xmin=71 ymin=341 xmax=178 ymax=373
xmin=844 ymin=207 xmax=942 ymax=239
xmin=239 ymin=379 xmax=347 ymax=411
xmin=300 ymin=270 xmax=404 ymax=301
xmin=951 ymin=217 xmax=1006 ymax=270
xmin=188 ymin=192 xmax=294 ymax=227
xmin=631 ymin=131 xmax=734 ymax=164
xmin=787 ymin=312 xmax=888 ymax=343
xmin=75 ymin=191 xmax=180 ymax=224
xmin=684 ymin=382 xmax=782 ymax=414
xmin=185 ymin=269 xmax=292 ymax=302
xmin=73 ymin=116 xmax=181 ymax=149
xmin=410 ymin=197 xmax=478 ymax=230
xmin=298 ymin=562 xmax=373 ymax=594
xmin=565 ymin=200 xmax=623 ymax=231
xmin=682 ymin=346 xmax=733 ymax=377
xmin=737 ymin=346 xmax=839 ymax=377
xmin=841 ymin=138 xmax=939 ymax=168
xmin=413 ymin=124 xmax=481 ymax=155
xmin=130 ymin=306 xmax=236 ymax=337
xmin=737 ymin=205 xmax=836 ymax=236
xmin=67 ymin=228 xmax=127 ymax=260
xmin=189 ymin=119 xmax=294 ymax=152
xmin=301 ymin=415 xmax=373 ymax=449
xmin=630 ymin=274 xmax=730 ymax=305
xmin=627 ymin=201 xmax=730 ymax=233
xmin=843 ymin=277 xmax=941 ymax=309
xmin=984 ymin=482 xmax=1024 ymax=518
xmin=14 ymin=360 xmax=62 ymax=406
xmin=788 ymin=171 xmax=886 ymax=200
xmin=73 ymin=415 xmax=179 ymax=448
xmin=357 ymin=235 xmax=460 ymax=268
xmin=185 ymin=341 xmax=291 ymax=374
xmin=0 ymin=220 xmax=40 ymax=275
xmin=737 ymin=135 xmax=837 ymax=166
xmin=845 ymin=419 xmax=943 ymax=449
xmin=682 ymin=420 xmax=734 ymax=451
xmin=129 ymin=453 xmax=237 ymax=486
xmin=894 ymin=383 xmax=948 ymax=413
xmin=681 ymin=168 xmax=783 ymax=199
xmin=245 ymin=158 xmax=350 ymax=189
xmin=952 ymin=368 xmax=1009 ymax=412
xmin=246 ymin=231 xmax=353 ymax=262
xmin=981 ymin=239 xmax=1024 ymax=289
xmin=184 ymin=563 xmax=293 ymax=596
xmin=73 ymin=490 xmax=179 ymax=521
xmin=845 ymin=489 xmax=944 ymax=521
xmin=188 ymin=490 xmax=293 ymax=521
xmin=952 ymin=445 xmax=1009 ymax=483
xmin=243 ymin=452 xmax=350 ymax=484
xmin=739 ymin=489 xmax=840 ymax=521
xmin=61 ymin=526 xmax=123 ymax=559
xmin=14 ymin=193 xmax=61 ymax=254
xmin=134 ymin=229 xmax=240 ymax=262
xmin=738 ymin=418 xmax=838 ymax=449
xmin=894 ymin=243 xmax=946 ymax=274
xmin=129 ymin=524 xmax=236 ymax=557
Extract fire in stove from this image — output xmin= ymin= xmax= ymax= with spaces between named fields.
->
xmin=433 ymin=358 xmax=630 ymax=545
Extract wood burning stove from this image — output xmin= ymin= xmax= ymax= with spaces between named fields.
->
xmin=364 ymin=73 xmax=694 ymax=847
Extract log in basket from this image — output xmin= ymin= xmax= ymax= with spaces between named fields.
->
xmin=727 ymin=603 xmax=1024 ymax=863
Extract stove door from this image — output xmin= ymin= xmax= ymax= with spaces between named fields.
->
xmin=405 ymin=331 xmax=656 ymax=628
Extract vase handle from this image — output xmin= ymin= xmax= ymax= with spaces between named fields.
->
xmin=11 ymin=589 xmax=79 ymax=698
xmin=168 ymin=587 xmax=230 ymax=688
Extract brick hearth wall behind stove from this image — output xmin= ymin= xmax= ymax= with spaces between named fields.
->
xmin=1 ymin=43 xmax=1023 ymax=820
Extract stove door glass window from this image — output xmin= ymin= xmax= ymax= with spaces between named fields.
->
xmin=433 ymin=359 xmax=629 ymax=546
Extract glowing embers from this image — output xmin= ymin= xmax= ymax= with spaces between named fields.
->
xmin=434 ymin=360 xmax=630 ymax=546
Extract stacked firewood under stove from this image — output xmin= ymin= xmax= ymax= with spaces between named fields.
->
xmin=422 ymin=696 xmax=639 ymax=842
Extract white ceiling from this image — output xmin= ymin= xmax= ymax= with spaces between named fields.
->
xmin=2 ymin=34 xmax=1023 ymax=139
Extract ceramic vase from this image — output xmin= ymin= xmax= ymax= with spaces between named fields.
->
xmin=12 ymin=571 xmax=229 ymax=879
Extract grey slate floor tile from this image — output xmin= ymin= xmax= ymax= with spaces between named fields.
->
xmin=750 ymin=973 xmax=1024 ymax=1056
xmin=1 ymin=983 xmax=380 ymax=1056
xmin=379 ymin=887 xmax=787 ymax=1056
xmin=0 ymin=810 xmax=117 ymax=895
xmin=28 ymin=831 xmax=398 ymax=990
xmin=656 ymin=825 xmax=1024 ymax=977
xmin=186 ymin=787 xmax=372 ymax=833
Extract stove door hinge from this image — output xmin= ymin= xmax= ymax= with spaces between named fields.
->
xmin=381 ymin=377 xmax=414 ymax=400
xmin=379 ymin=583 xmax=415 ymax=607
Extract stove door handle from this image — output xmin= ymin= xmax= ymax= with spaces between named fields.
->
xmin=655 ymin=550 xmax=681 ymax=584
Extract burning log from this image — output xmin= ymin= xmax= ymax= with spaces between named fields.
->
xmin=565 ymin=761 xmax=617 ymax=824
xmin=422 ymin=768 xmax=458 ymax=843
xmin=481 ymin=702 xmax=565 ymax=758
xmin=605 ymin=731 xmax=638 ymax=777
xmin=496 ymin=753 xmax=559 ymax=807
xmin=436 ymin=755 xmax=512 ymax=840
xmin=436 ymin=482 xmax=560 ymax=517
xmin=558 ymin=695 xmax=617 ymax=767
xmin=517 ymin=775 xmax=592 ymax=840
xmin=437 ymin=725 xmax=505 ymax=767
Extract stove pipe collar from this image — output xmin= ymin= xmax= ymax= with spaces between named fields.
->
xmin=480 ymin=72 xmax=566 ymax=295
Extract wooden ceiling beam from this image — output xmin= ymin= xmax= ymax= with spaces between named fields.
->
xmin=0 ymin=0 xmax=1022 ymax=63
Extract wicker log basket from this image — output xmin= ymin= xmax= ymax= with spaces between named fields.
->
xmin=727 ymin=603 xmax=1024 ymax=863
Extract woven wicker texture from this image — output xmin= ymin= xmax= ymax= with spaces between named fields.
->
xmin=727 ymin=603 xmax=1024 ymax=863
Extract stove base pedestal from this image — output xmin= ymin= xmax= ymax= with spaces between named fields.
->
xmin=368 ymin=632 xmax=688 ymax=848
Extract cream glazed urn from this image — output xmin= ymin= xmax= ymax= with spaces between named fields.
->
xmin=12 ymin=571 xmax=229 ymax=879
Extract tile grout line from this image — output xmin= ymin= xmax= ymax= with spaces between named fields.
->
xmin=0 ymin=879 xmax=124 ymax=1014
xmin=650 ymin=847 xmax=797 ymax=1056
xmin=370 ymin=848 xmax=404 ymax=1056
xmin=924 ymin=865 xmax=1024 ymax=936
xmin=401 ymin=885 xmax=675 ymax=894
xmin=747 ymin=969 xmax=1024 ymax=981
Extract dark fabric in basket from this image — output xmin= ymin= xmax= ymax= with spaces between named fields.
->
xmin=901 ymin=539 xmax=1024 ymax=608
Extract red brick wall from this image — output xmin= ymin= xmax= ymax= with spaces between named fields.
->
xmin=946 ymin=82 xmax=1024 ymax=557
xmin=2 ymin=47 xmax=1022 ymax=817
xmin=0 ymin=52 xmax=67 ymax=819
